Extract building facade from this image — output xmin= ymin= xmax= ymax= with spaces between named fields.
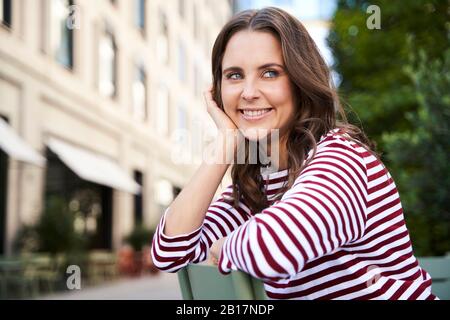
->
xmin=0 ymin=0 xmax=232 ymax=254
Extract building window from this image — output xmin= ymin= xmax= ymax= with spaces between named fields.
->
xmin=178 ymin=40 xmax=186 ymax=83
xmin=50 ymin=0 xmax=74 ymax=69
xmin=0 ymin=116 xmax=8 ymax=255
xmin=134 ymin=0 xmax=145 ymax=33
xmin=156 ymin=84 xmax=169 ymax=135
xmin=204 ymin=28 xmax=209 ymax=57
xmin=178 ymin=0 xmax=185 ymax=19
xmin=172 ymin=186 xmax=181 ymax=199
xmin=132 ymin=64 xmax=147 ymax=120
xmin=157 ymin=10 xmax=169 ymax=65
xmin=98 ymin=26 xmax=117 ymax=98
xmin=194 ymin=62 xmax=201 ymax=97
xmin=133 ymin=170 xmax=143 ymax=226
xmin=45 ymin=148 xmax=113 ymax=250
xmin=193 ymin=4 xmax=199 ymax=39
xmin=0 ymin=0 xmax=12 ymax=28
xmin=177 ymin=103 xmax=187 ymax=130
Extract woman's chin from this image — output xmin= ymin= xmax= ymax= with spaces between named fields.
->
xmin=238 ymin=127 xmax=272 ymax=141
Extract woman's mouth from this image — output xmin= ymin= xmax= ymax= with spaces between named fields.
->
xmin=239 ymin=108 xmax=274 ymax=121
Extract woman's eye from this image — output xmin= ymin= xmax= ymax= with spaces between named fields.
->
xmin=226 ymin=73 xmax=242 ymax=80
xmin=225 ymin=70 xmax=278 ymax=80
xmin=263 ymin=70 xmax=278 ymax=78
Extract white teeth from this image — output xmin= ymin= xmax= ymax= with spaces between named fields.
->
xmin=242 ymin=109 xmax=271 ymax=117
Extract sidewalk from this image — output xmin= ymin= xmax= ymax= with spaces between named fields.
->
xmin=40 ymin=272 xmax=182 ymax=300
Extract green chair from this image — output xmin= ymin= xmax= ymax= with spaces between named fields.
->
xmin=87 ymin=250 xmax=118 ymax=285
xmin=177 ymin=263 xmax=267 ymax=300
xmin=22 ymin=253 xmax=62 ymax=294
xmin=179 ymin=257 xmax=450 ymax=300
xmin=0 ymin=256 xmax=38 ymax=299
xmin=418 ymin=256 xmax=450 ymax=300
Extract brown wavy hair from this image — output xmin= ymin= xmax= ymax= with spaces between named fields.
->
xmin=211 ymin=7 xmax=376 ymax=213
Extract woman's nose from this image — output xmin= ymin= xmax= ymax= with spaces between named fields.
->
xmin=241 ymin=79 xmax=260 ymax=101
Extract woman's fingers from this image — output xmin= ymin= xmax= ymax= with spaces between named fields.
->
xmin=203 ymin=85 xmax=219 ymax=112
xmin=209 ymin=237 xmax=227 ymax=266
xmin=209 ymin=251 xmax=218 ymax=265
xmin=203 ymin=85 xmax=237 ymax=132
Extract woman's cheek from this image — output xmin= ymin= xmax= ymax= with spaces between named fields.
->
xmin=266 ymin=85 xmax=288 ymax=104
xmin=221 ymin=86 xmax=239 ymax=113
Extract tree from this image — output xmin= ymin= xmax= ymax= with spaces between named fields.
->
xmin=383 ymin=48 xmax=450 ymax=255
xmin=328 ymin=0 xmax=449 ymax=255
xmin=36 ymin=196 xmax=86 ymax=255
xmin=328 ymin=0 xmax=448 ymax=150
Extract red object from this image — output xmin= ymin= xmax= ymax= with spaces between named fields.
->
xmin=118 ymin=245 xmax=158 ymax=277
xmin=142 ymin=245 xmax=159 ymax=274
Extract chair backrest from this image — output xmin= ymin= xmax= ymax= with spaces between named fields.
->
xmin=177 ymin=263 xmax=267 ymax=300
xmin=418 ymin=256 xmax=450 ymax=300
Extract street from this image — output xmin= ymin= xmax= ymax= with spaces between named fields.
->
xmin=40 ymin=272 xmax=182 ymax=300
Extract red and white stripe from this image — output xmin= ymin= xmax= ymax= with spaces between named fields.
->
xmin=151 ymin=129 xmax=437 ymax=300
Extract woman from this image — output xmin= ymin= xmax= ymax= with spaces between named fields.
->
xmin=151 ymin=7 xmax=437 ymax=300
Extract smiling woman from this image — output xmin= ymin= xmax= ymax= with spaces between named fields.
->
xmin=151 ymin=7 xmax=438 ymax=300
xmin=221 ymin=31 xmax=294 ymax=144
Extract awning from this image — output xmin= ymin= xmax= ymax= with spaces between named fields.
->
xmin=47 ymin=137 xmax=141 ymax=194
xmin=0 ymin=117 xmax=46 ymax=166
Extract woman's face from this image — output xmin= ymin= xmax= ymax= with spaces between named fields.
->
xmin=221 ymin=30 xmax=295 ymax=141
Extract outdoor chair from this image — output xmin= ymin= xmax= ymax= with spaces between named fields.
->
xmin=177 ymin=263 xmax=267 ymax=300
xmin=179 ymin=257 xmax=450 ymax=300
xmin=418 ymin=256 xmax=450 ymax=300
xmin=87 ymin=250 xmax=118 ymax=285
xmin=0 ymin=256 xmax=39 ymax=299
xmin=22 ymin=253 xmax=64 ymax=294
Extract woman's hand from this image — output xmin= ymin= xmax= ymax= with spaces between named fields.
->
xmin=203 ymin=85 xmax=242 ymax=164
xmin=203 ymin=85 xmax=237 ymax=133
xmin=209 ymin=237 xmax=227 ymax=265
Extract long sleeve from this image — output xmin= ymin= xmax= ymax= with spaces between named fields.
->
xmin=218 ymin=138 xmax=369 ymax=282
xmin=151 ymin=186 xmax=250 ymax=272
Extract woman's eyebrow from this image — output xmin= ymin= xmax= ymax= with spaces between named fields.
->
xmin=222 ymin=63 xmax=285 ymax=73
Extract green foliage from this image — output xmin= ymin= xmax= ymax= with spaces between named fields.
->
xmin=12 ymin=224 xmax=39 ymax=254
xmin=13 ymin=196 xmax=87 ymax=255
xmin=383 ymin=49 xmax=450 ymax=255
xmin=328 ymin=1 xmax=450 ymax=255
xmin=123 ymin=225 xmax=154 ymax=251
xmin=36 ymin=196 xmax=87 ymax=254
xmin=328 ymin=0 xmax=449 ymax=149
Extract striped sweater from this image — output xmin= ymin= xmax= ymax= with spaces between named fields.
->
xmin=152 ymin=129 xmax=437 ymax=300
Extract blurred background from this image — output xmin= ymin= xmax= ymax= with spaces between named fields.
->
xmin=0 ymin=0 xmax=448 ymax=299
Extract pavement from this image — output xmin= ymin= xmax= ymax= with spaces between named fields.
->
xmin=39 ymin=272 xmax=182 ymax=300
